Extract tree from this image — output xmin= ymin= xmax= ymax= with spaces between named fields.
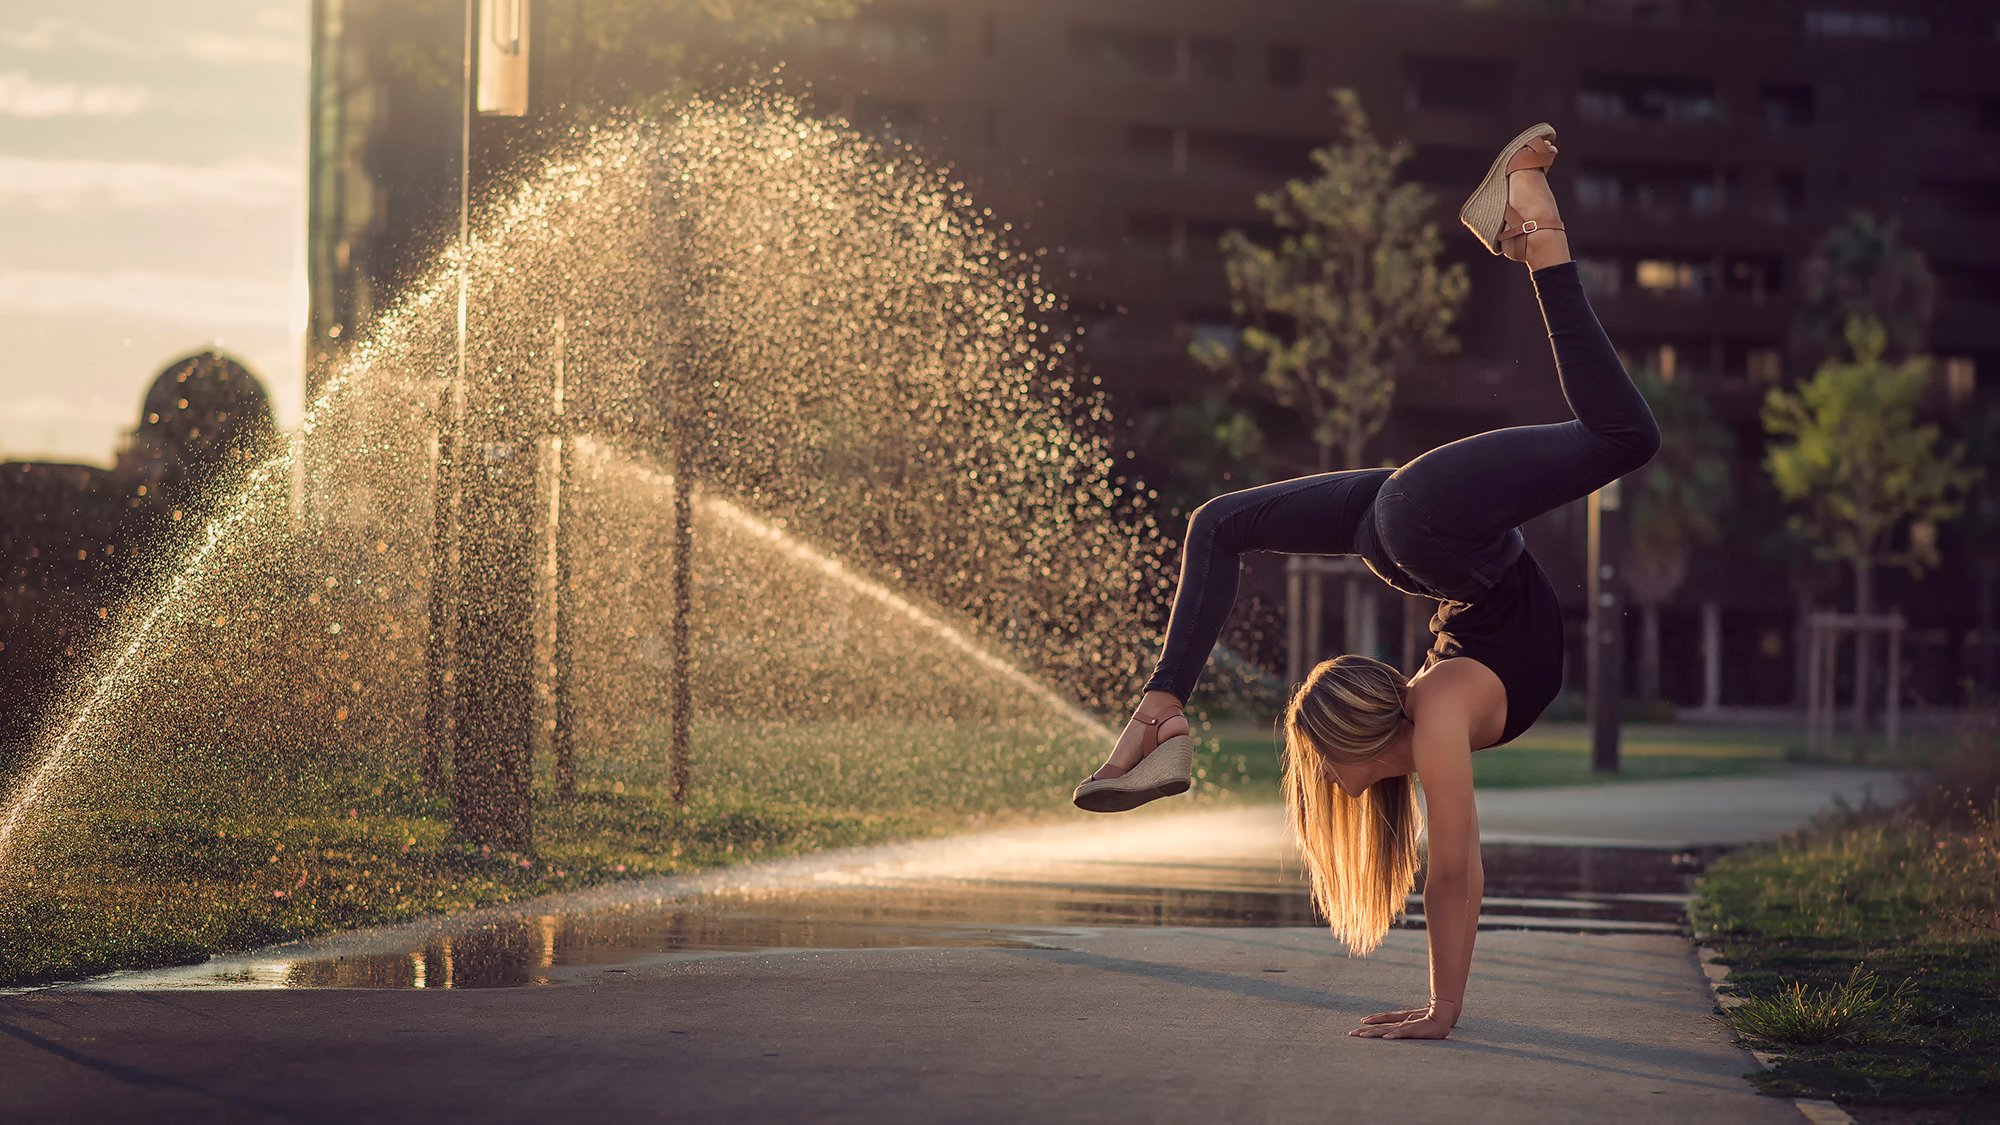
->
xmin=1763 ymin=313 xmax=1978 ymax=752
xmin=1195 ymin=87 xmax=1469 ymax=658
xmin=1788 ymin=208 xmax=1937 ymax=374
xmin=1623 ymin=366 xmax=1734 ymax=706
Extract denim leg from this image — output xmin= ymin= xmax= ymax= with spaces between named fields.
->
xmin=1143 ymin=468 xmax=1392 ymax=701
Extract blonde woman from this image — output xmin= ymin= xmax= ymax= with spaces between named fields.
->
xmin=1073 ymin=124 xmax=1660 ymax=1041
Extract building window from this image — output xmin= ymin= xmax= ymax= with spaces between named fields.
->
xmin=823 ymin=7 xmax=950 ymax=60
xmin=1803 ymin=10 xmax=1931 ymax=40
xmin=1126 ymin=213 xmax=1181 ymax=260
xmin=1945 ymin=356 xmax=1977 ymax=404
xmin=1577 ymin=256 xmax=1623 ymax=297
xmin=1724 ymin=255 xmax=1784 ymax=301
xmin=1184 ymin=318 xmax=1243 ymax=358
xmin=1915 ymin=178 xmax=2000 ymax=220
xmin=1188 ymin=37 xmax=1233 ymax=83
xmin=1771 ymin=171 xmax=1806 ymax=222
xmin=1127 ymin=124 xmax=1179 ymax=168
xmin=1760 ymin=83 xmax=1815 ymax=128
xmin=1748 ymin=347 xmax=1784 ymax=384
xmin=1185 ymin=129 xmax=1318 ymax=180
xmin=853 ymin=96 xmax=927 ymax=144
xmin=1576 ymin=162 xmax=1731 ymax=216
xmin=1072 ymin=25 xmax=1177 ymax=80
xmin=1267 ymin=44 xmax=1304 ymax=88
xmin=1403 ymin=55 xmax=1513 ymax=113
xmin=1635 ymin=258 xmax=1713 ymax=297
xmin=1578 ymin=72 xmax=1721 ymax=124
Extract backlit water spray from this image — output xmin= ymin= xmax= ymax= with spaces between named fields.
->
xmin=0 ymin=92 xmax=1174 ymax=964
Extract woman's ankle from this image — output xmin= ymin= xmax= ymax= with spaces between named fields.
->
xmin=1523 ymin=231 xmax=1572 ymax=272
xmin=1138 ymin=690 xmax=1184 ymax=718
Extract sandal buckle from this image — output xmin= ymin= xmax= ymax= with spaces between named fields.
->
xmin=1520 ymin=220 xmax=1539 ymax=234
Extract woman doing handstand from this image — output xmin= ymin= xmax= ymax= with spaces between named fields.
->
xmin=1071 ymin=124 xmax=1662 ymax=1042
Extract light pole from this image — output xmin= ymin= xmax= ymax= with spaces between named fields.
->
xmin=1587 ymin=477 xmax=1624 ymax=772
xmin=431 ymin=0 xmax=539 ymax=849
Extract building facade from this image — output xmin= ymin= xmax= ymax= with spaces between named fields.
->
xmin=308 ymin=0 xmax=2000 ymax=708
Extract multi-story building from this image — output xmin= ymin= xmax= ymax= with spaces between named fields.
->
xmin=309 ymin=0 xmax=2000 ymax=709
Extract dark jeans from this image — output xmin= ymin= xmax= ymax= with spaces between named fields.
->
xmin=1143 ymin=260 xmax=1661 ymax=701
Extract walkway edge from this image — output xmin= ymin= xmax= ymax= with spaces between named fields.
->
xmin=1695 ymin=940 xmax=1856 ymax=1125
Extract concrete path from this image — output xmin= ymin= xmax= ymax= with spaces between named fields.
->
xmin=0 ymin=767 xmax=1893 ymax=1123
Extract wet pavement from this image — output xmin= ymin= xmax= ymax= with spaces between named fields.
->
xmin=58 ymin=765 xmax=1894 ymax=992
xmin=4 ymin=771 xmax=1890 ymax=1123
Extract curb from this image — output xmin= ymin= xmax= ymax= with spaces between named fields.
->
xmin=1696 ymin=941 xmax=1856 ymax=1125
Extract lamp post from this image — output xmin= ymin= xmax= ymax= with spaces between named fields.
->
xmin=431 ymin=0 xmax=539 ymax=849
xmin=1587 ymin=477 xmax=1624 ymax=772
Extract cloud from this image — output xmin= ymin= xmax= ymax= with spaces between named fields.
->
xmin=0 ymin=269 xmax=292 ymax=329
xmin=0 ymin=154 xmax=299 ymax=212
xmin=0 ymin=17 xmax=301 ymax=66
xmin=0 ymin=71 xmax=149 ymax=116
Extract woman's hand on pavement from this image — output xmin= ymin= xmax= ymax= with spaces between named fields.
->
xmin=1349 ymin=1013 xmax=1453 ymax=1040
xmin=1354 ymin=1006 xmax=1429 ymax=1026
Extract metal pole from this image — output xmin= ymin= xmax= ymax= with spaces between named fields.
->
xmin=1885 ymin=615 xmax=1902 ymax=759
xmin=551 ymin=310 xmax=576 ymax=802
xmin=1587 ymin=480 xmax=1623 ymax=772
xmin=668 ymin=437 xmax=693 ymax=804
xmin=1804 ymin=617 xmax=1822 ymax=757
xmin=422 ymin=0 xmax=478 ymax=790
xmin=1286 ymin=557 xmax=1303 ymax=687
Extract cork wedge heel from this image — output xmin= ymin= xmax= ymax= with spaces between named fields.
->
xmin=1072 ymin=710 xmax=1194 ymax=814
xmin=1459 ymin=122 xmax=1562 ymax=256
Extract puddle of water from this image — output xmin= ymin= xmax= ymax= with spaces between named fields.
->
xmin=68 ymin=841 xmax=1725 ymax=991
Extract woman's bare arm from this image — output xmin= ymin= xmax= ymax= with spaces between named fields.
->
xmin=1354 ymin=701 xmax=1480 ymax=1040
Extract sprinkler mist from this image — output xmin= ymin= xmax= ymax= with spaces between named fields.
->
xmin=0 ymin=92 xmax=1183 ymax=963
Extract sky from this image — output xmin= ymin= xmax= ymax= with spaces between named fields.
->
xmin=0 ymin=1 xmax=306 ymax=467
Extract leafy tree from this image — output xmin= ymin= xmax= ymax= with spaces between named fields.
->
xmin=1196 ymin=88 xmax=1469 ymax=473
xmin=1195 ymin=87 xmax=1469 ymax=658
xmin=1763 ymin=314 xmax=1978 ymax=752
xmin=1788 ymin=209 xmax=1937 ymax=373
xmin=1623 ymin=366 xmax=1734 ymax=705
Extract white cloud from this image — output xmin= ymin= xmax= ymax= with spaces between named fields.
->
xmin=0 ymin=71 xmax=149 ymax=116
xmin=0 ymin=269 xmax=292 ymax=328
xmin=0 ymin=155 xmax=299 ymax=212
xmin=0 ymin=17 xmax=301 ymax=66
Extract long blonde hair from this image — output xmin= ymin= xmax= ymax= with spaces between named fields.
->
xmin=1282 ymin=654 xmax=1423 ymax=955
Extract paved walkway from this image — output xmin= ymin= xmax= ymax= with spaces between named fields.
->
xmin=0 ymin=767 xmax=1894 ymax=1123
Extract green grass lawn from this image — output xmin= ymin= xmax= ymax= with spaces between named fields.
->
xmin=1690 ymin=798 xmax=2000 ymax=1115
xmin=1189 ymin=718 xmax=1916 ymax=798
xmin=0 ymin=714 xmax=1924 ymax=991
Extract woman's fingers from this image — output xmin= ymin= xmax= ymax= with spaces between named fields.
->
xmin=1358 ymin=1007 xmax=1425 ymax=1024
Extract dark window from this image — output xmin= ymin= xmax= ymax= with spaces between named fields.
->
xmin=1071 ymin=25 xmax=1176 ymax=79
xmin=1803 ymin=9 xmax=1931 ymax=40
xmin=1185 ymin=129 xmax=1318 ymax=180
xmin=1916 ymin=90 xmax=2000 ymax=133
xmin=1760 ymin=83 xmax=1815 ymax=128
xmin=1403 ymin=55 xmax=1513 ymax=113
xmin=1267 ymin=44 xmax=1304 ymax=88
xmin=1578 ymin=71 xmax=1721 ymax=124
xmin=1723 ymin=255 xmax=1784 ymax=300
xmin=1772 ymin=171 xmax=1806 ymax=220
xmin=829 ymin=7 xmax=950 ymax=59
xmin=1915 ymin=178 xmax=2000 ymax=220
xmin=853 ymin=96 xmax=927 ymax=143
xmin=1127 ymin=124 xmax=1177 ymax=166
xmin=1573 ymin=160 xmax=1730 ymax=215
xmin=1126 ymin=213 xmax=1178 ymax=256
xmin=1404 ymin=145 xmax=1490 ymax=188
xmin=1189 ymin=37 xmax=1234 ymax=83
xmin=1936 ymin=264 xmax=2000 ymax=304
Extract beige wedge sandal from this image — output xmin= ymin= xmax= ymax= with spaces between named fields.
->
xmin=1459 ymin=123 xmax=1565 ymax=257
xmin=1072 ymin=708 xmax=1195 ymax=814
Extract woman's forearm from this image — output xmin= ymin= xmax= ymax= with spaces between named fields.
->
xmin=1421 ymin=870 xmax=1477 ymax=1022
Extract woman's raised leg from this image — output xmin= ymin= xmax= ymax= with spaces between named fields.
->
xmin=1387 ymin=165 xmax=1659 ymax=542
xmin=1091 ymin=467 xmax=1393 ymax=779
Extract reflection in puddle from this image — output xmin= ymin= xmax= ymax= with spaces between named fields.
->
xmin=78 ymin=842 xmax=1724 ymax=990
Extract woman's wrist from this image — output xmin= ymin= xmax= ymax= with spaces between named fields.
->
xmin=1427 ymin=996 xmax=1461 ymax=1026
